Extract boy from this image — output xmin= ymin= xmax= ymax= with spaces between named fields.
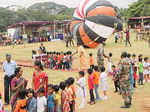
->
xmin=87 ymin=69 xmax=95 ymax=105
xmin=89 ymin=53 xmax=94 ymax=70
xmin=143 ymin=57 xmax=149 ymax=82
xmin=138 ymin=58 xmax=144 ymax=85
xmin=37 ymin=88 xmax=47 ymax=112
xmin=93 ymin=66 xmax=100 ymax=101
xmin=112 ymin=65 xmax=120 ymax=92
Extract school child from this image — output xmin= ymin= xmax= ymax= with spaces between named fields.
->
xmin=100 ymin=66 xmax=108 ymax=100
xmin=112 ymin=65 xmax=120 ymax=92
xmin=53 ymin=52 xmax=57 ymax=69
xmin=138 ymin=58 xmax=144 ymax=85
xmin=132 ymin=63 xmax=137 ymax=88
xmin=68 ymin=77 xmax=76 ymax=112
xmin=63 ymin=53 xmax=67 ymax=70
xmin=87 ymin=69 xmax=95 ymax=105
xmin=76 ymin=71 xmax=86 ymax=109
xmin=68 ymin=51 xmax=73 ymax=71
xmin=37 ymin=88 xmax=47 ymax=112
xmin=49 ymin=52 xmax=54 ymax=69
xmin=107 ymin=53 xmax=113 ymax=75
xmin=14 ymin=90 xmax=27 ymax=112
xmin=57 ymin=53 xmax=62 ymax=70
xmin=93 ymin=66 xmax=100 ymax=101
xmin=143 ymin=57 xmax=149 ymax=82
xmin=65 ymin=79 xmax=73 ymax=112
xmin=53 ymin=85 xmax=61 ymax=112
xmin=26 ymin=88 xmax=37 ymax=112
xmin=0 ymin=93 xmax=4 ymax=112
xmin=89 ymin=53 xmax=94 ymax=70
xmin=59 ymin=81 xmax=70 ymax=112
xmin=66 ymin=52 xmax=70 ymax=70
xmin=47 ymin=84 xmax=55 ymax=112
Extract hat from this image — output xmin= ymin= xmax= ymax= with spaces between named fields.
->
xmin=6 ymin=53 xmax=11 ymax=57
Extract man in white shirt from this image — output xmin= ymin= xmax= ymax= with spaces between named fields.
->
xmin=2 ymin=54 xmax=17 ymax=105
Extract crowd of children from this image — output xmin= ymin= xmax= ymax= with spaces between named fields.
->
xmin=46 ymin=51 xmax=73 ymax=71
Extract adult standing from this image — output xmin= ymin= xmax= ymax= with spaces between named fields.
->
xmin=97 ymin=42 xmax=108 ymax=72
xmin=11 ymin=67 xmax=28 ymax=109
xmin=39 ymin=43 xmax=46 ymax=54
xmin=32 ymin=61 xmax=48 ymax=96
xmin=2 ymin=54 xmax=17 ymax=105
xmin=118 ymin=52 xmax=131 ymax=108
xmin=77 ymin=44 xmax=88 ymax=71
xmin=124 ymin=28 xmax=132 ymax=47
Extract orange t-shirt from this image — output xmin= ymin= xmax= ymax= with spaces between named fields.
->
xmin=93 ymin=71 xmax=100 ymax=85
xmin=57 ymin=55 xmax=61 ymax=64
xmin=89 ymin=57 xmax=94 ymax=65
xmin=14 ymin=99 xmax=27 ymax=112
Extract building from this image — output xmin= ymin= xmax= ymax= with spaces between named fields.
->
xmin=7 ymin=20 xmax=71 ymax=39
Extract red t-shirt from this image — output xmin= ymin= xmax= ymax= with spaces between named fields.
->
xmin=33 ymin=71 xmax=48 ymax=96
xmin=88 ymin=75 xmax=94 ymax=90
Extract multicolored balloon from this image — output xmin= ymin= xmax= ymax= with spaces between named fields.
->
xmin=70 ymin=0 xmax=123 ymax=48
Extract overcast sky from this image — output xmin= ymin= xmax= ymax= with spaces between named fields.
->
xmin=0 ymin=0 xmax=137 ymax=8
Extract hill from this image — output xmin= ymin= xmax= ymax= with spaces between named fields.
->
xmin=28 ymin=2 xmax=74 ymax=16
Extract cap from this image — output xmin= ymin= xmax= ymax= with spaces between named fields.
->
xmin=6 ymin=53 xmax=11 ymax=57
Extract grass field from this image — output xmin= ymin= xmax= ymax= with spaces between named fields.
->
xmin=0 ymin=30 xmax=150 ymax=112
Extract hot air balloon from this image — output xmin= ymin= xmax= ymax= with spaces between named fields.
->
xmin=70 ymin=0 xmax=123 ymax=48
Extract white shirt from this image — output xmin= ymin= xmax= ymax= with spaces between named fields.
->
xmin=143 ymin=62 xmax=149 ymax=74
xmin=77 ymin=77 xmax=86 ymax=97
xmin=2 ymin=60 xmax=17 ymax=76
xmin=37 ymin=96 xmax=47 ymax=112
xmin=100 ymin=72 xmax=107 ymax=85
xmin=0 ymin=99 xmax=3 ymax=110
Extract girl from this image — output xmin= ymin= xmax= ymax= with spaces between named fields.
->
xmin=14 ymin=90 xmax=27 ymax=112
xmin=68 ymin=77 xmax=76 ymax=112
xmin=76 ymin=71 xmax=86 ymax=109
xmin=47 ymin=84 xmax=55 ymax=112
xmin=100 ymin=66 xmax=108 ymax=100
xmin=37 ymin=88 xmax=47 ymax=112
xmin=11 ymin=67 xmax=28 ymax=109
xmin=53 ymin=85 xmax=61 ymax=112
xmin=26 ymin=88 xmax=37 ymax=112
xmin=143 ymin=57 xmax=149 ymax=82
xmin=0 ymin=93 xmax=4 ymax=112
xmin=59 ymin=81 xmax=70 ymax=112
xmin=32 ymin=61 xmax=48 ymax=96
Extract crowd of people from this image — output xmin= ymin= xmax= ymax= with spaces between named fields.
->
xmin=0 ymin=49 xmax=150 ymax=112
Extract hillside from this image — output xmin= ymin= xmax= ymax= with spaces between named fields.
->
xmin=28 ymin=2 xmax=74 ymax=16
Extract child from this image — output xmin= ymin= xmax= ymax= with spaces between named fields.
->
xmin=68 ymin=77 xmax=76 ymax=112
xmin=138 ymin=58 xmax=144 ymax=85
xmin=53 ymin=85 xmax=61 ymax=112
xmin=100 ymin=66 xmax=108 ymax=100
xmin=76 ymin=71 xmax=86 ymax=109
xmin=89 ymin=53 xmax=94 ymax=70
xmin=68 ymin=52 xmax=73 ymax=71
xmin=65 ymin=80 xmax=73 ymax=112
xmin=93 ymin=66 xmax=100 ymax=101
xmin=37 ymin=88 xmax=47 ymax=112
xmin=59 ymin=81 xmax=70 ymax=112
xmin=87 ymin=69 xmax=95 ymax=105
xmin=0 ymin=93 xmax=4 ymax=112
xmin=26 ymin=88 xmax=37 ymax=112
xmin=47 ymin=84 xmax=55 ymax=112
xmin=107 ymin=53 xmax=113 ymax=75
xmin=14 ymin=90 xmax=27 ymax=112
xmin=112 ymin=65 xmax=120 ymax=92
xmin=143 ymin=57 xmax=149 ymax=82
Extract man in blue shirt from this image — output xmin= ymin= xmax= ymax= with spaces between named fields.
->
xmin=2 ymin=54 xmax=17 ymax=105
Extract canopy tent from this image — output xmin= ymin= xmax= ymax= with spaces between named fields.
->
xmin=128 ymin=16 xmax=150 ymax=29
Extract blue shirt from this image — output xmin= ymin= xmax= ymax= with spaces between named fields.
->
xmin=27 ymin=97 xmax=37 ymax=112
xmin=2 ymin=60 xmax=17 ymax=76
xmin=47 ymin=94 xmax=55 ymax=111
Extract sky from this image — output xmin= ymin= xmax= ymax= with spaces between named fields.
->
xmin=0 ymin=0 xmax=137 ymax=8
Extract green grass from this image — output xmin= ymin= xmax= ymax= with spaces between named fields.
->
xmin=0 ymin=30 xmax=150 ymax=112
